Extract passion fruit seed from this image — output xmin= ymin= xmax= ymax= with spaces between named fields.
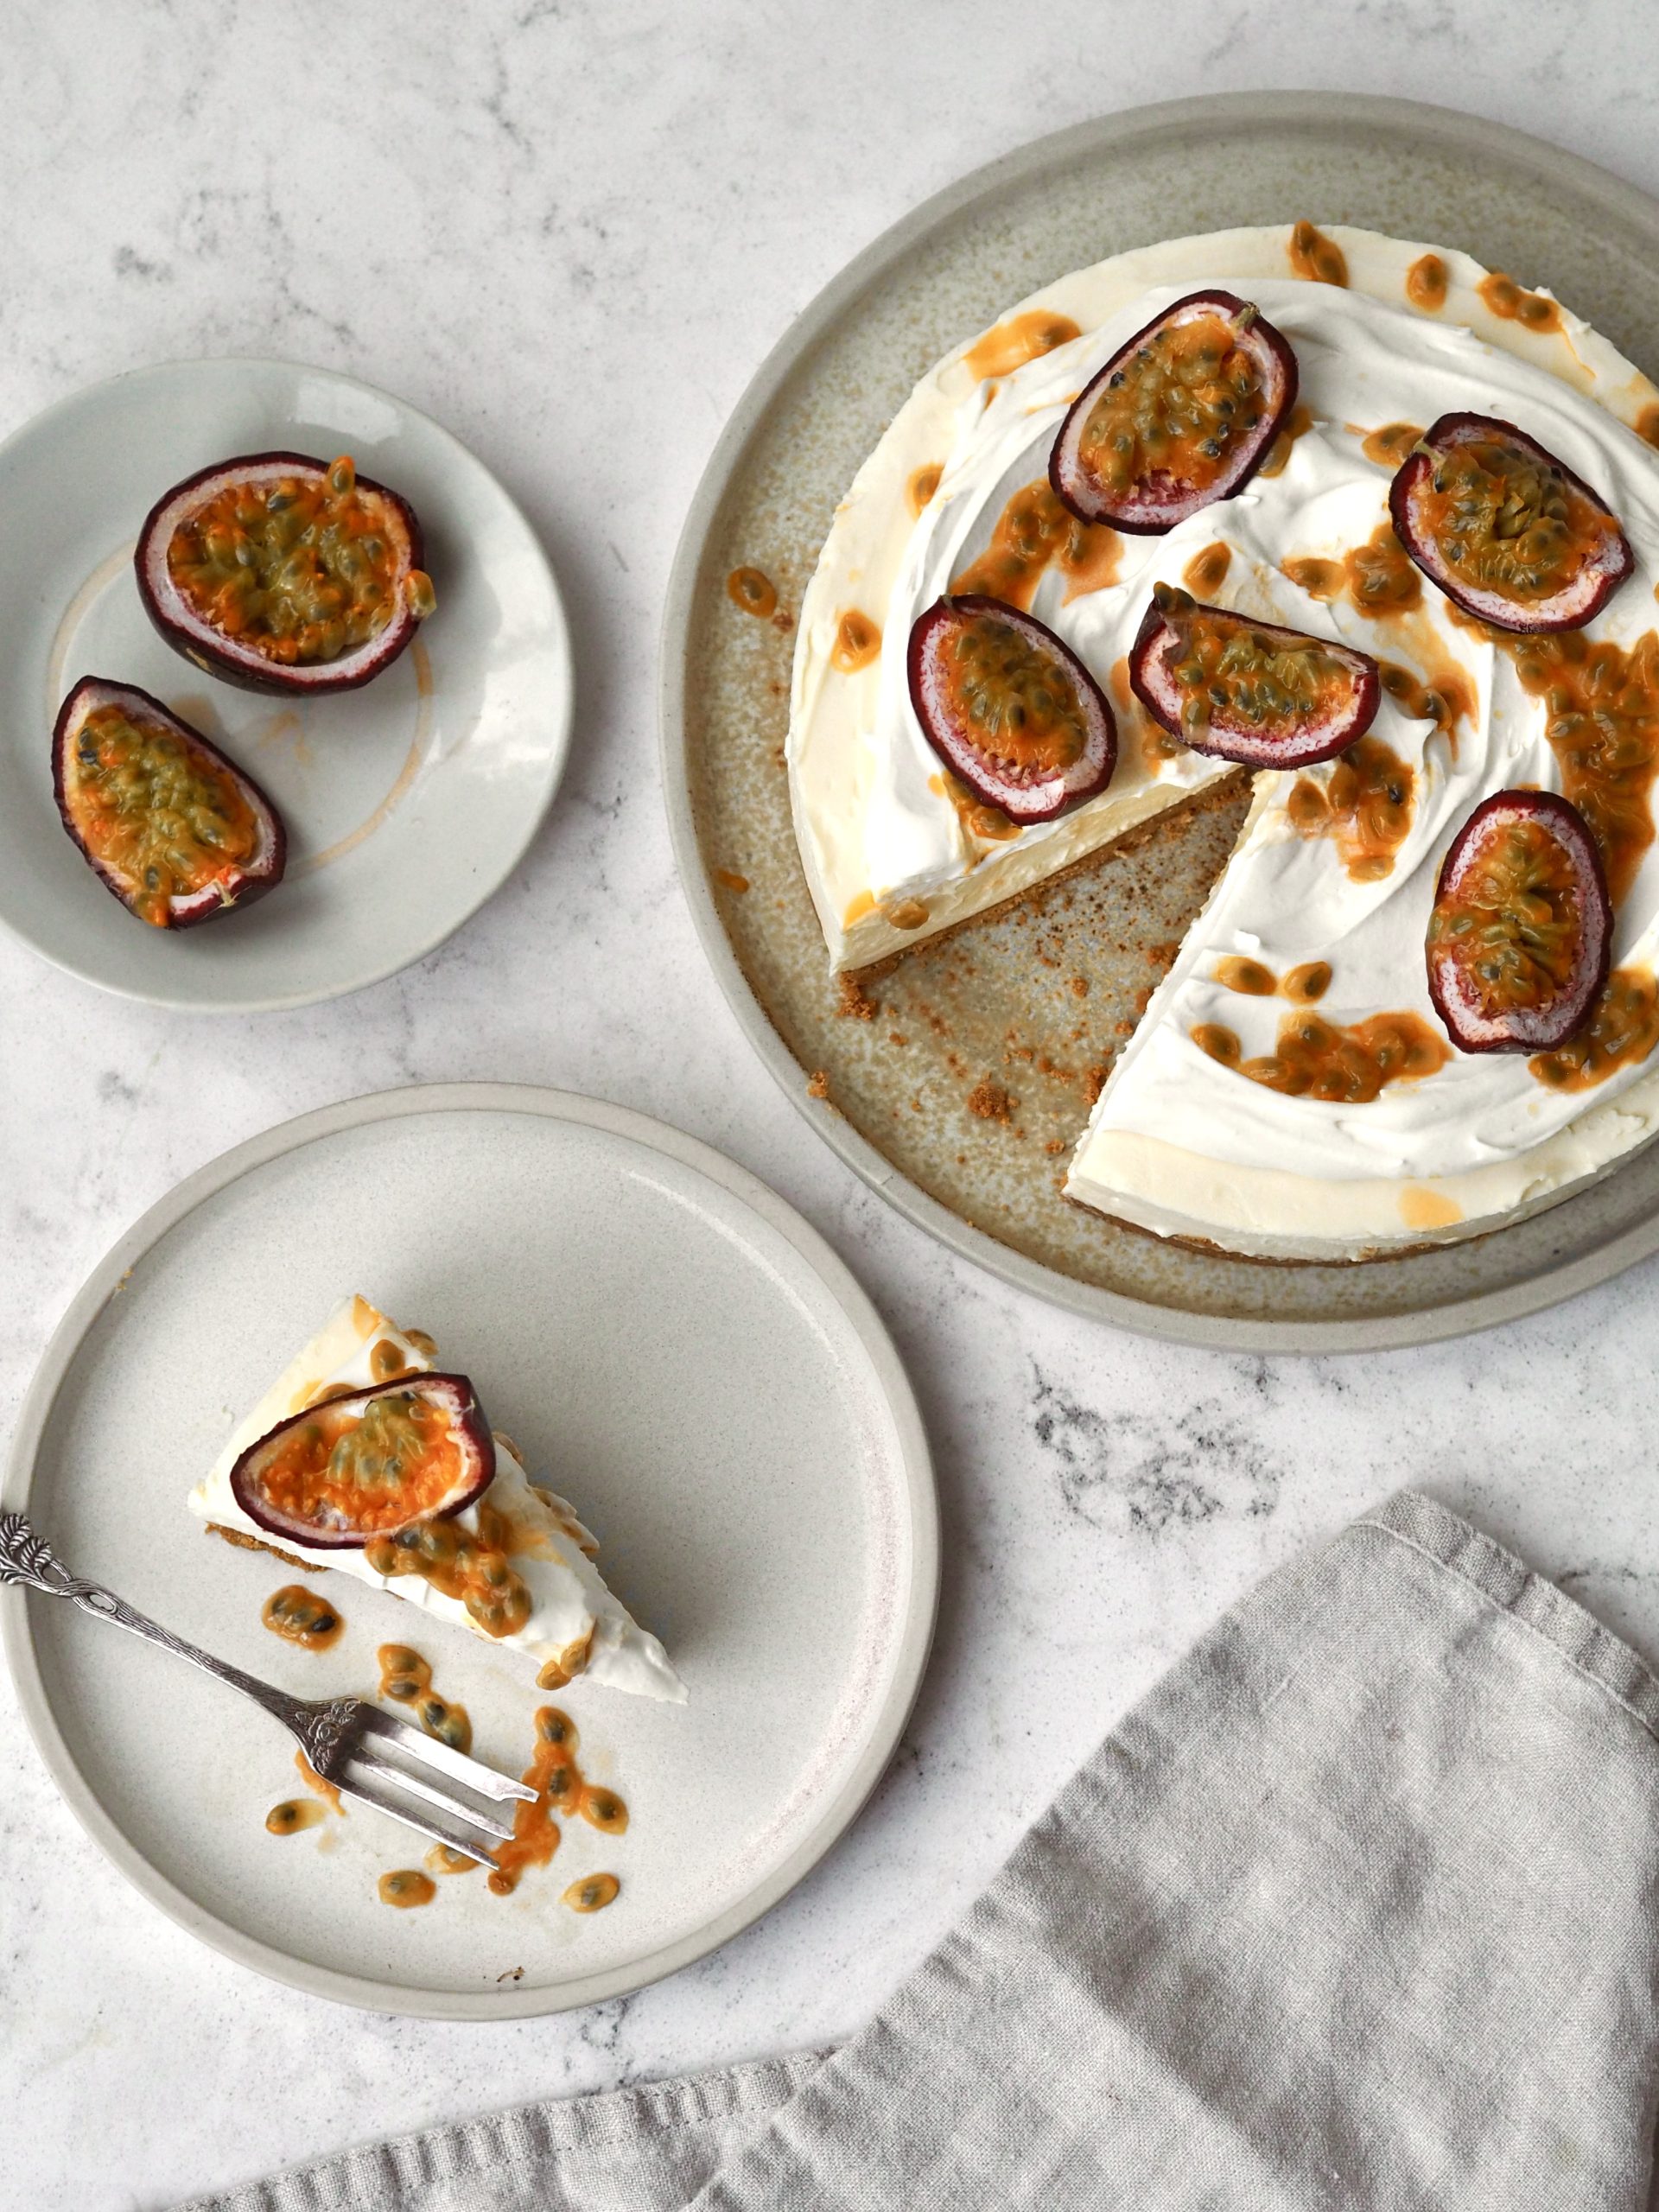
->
xmin=537 ymin=1707 xmax=577 ymax=1749
xmin=581 ymin=1789 xmax=628 ymax=1835
xmin=564 ymin=1873 xmax=620 ymax=1913
xmin=404 ymin=569 xmax=437 ymax=620
xmin=378 ymin=1869 xmax=436 ymax=1908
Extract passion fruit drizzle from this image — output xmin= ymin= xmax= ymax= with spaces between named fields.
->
xmin=1428 ymin=813 xmax=1588 ymax=1019
xmin=488 ymin=1704 xmax=628 ymax=1897
xmin=67 ymin=703 xmax=260 ymax=926
xmin=1070 ymin=310 xmax=1267 ymax=509
xmin=378 ymin=1869 xmax=436 ymax=1909
xmin=1376 ymin=653 xmax=1476 ymax=753
xmin=963 ymin=309 xmax=1080 ymax=382
xmin=950 ymin=480 xmax=1122 ymax=609
xmin=1406 ymin=254 xmax=1448 ymax=312
xmin=166 ymin=455 xmax=432 ymax=669
xmin=1286 ymin=735 xmax=1416 ymax=881
xmin=257 ymin=1389 xmax=465 ymax=1539
xmin=1361 ymin=423 xmax=1425 ymax=469
xmin=1531 ymin=967 xmax=1659 ymax=1089
xmin=261 ymin=1583 xmax=343 ymax=1650
xmin=1284 ymin=522 xmax=1420 ymax=616
xmin=1152 ymin=587 xmax=1357 ymax=748
xmin=377 ymin=1642 xmax=472 ymax=1755
xmin=266 ymin=1798 xmax=325 ymax=1836
xmin=938 ymin=605 xmax=1091 ymax=774
xmin=726 ymin=566 xmax=778 ymax=618
xmin=1412 ymin=432 xmax=1606 ymax=610
xmin=1217 ymin=957 xmax=1333 ymax=1002
xmin=1478 ymin=271 xmax=1563 ymax=335
xmin=1181 ymin=542 xmax=1232 ymax=597
xmin=1506 ymin=628 xmax=1659 ymax=906
xmin=564 ymin=1872 xmax=620 ymax=1913
xmin=1192 ymin=1009 xmax=1449 ymax=1101
xmin=1287 ymin=221 xmax=1347 ymax=287
xmin=1256 ymin=404 xmax=1313 ymax=480
xmin=364 ymin=1498 xmax=533 ymax=1639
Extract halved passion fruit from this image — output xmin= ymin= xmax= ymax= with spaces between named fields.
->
xmin=1128 ymin=585 xmax=1380 ymax=768
xmin=230 ymin=1374 xmax=494 ymax=1551
xmin=1427 ymin=789 xmax=1610 ymax=1052
xmin=1389 ymin=414 xmax=1631 ymax=632
xmin=907 ymin=594 xmax=1116 ymax=822
xmin=136 ymin=452 xmax=434 ymax=694
xmin=1050 ymin=290 xmax=1298 ymax=533
xmin=53 ymin=677 xmax=286 ymax=929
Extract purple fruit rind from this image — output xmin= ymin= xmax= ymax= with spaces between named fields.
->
xmin=229 ymin=1372 xmax=496 ymax=1550
xmin=1049 ymin=290 xmax=1299 ymax=534
xmin=1426 ymin=789 xmax=1611 ymax=1053
xmin=134 ymin=451 xmax=426 ymax=696
xmin=1128 ymin=597 xmax=1381 ymax=769
xmin=906 ymin=594 xmax=1116 ymax=823
xmin=53 ymin=677 xmax=287 ymax=929
xmin=1389 ymin=413 xmax=1632 ymax=635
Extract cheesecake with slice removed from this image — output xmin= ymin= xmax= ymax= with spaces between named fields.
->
xmin=188 ymin=1294 xmax=685 ymax=1702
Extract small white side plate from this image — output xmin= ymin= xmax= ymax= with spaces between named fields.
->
xmin=1 ymin=1085 xmax=938 ymax=2018
xmin=0 ymin=359 xmax=571 ymax=1011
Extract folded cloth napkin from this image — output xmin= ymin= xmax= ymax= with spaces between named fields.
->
xmin=178 ymin=1490 xmax=1659 ymax=2212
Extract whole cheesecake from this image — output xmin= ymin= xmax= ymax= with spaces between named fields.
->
xmin=785 ymin=222 xmax=1659 ymax=1262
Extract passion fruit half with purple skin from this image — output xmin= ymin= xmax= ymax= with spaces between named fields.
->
xmin=907 ymin=594 xmax=1116 ymax=822
xmin=231 ymin=1373 xmax=495 ymax=1551
xmin=53 ymin=677 xmax=286 ymax=930
xmin=1389 ymin=414 xmax=1632 ymax=633
xmin=1427 ymin=789 xmax=1611 ymax=1052
xmin=1050 ymin=290 xmax=1298 ymax=533
xmin=136 ymin=451 xmax=435 ymax=696
xmin=1128 ymin=585 xmax=1381 ymax=769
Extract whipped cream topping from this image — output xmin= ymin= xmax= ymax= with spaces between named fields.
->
xmin=188 ymin=1294 xmax=686 ymax=1702
xmin=788 ymin=223 xmax=1659 ymax=1255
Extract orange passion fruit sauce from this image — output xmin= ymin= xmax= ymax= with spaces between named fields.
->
xmin=1214 ymin=957 xmax=1332 ymax=1004
xmin=1072 ymin=311 xmax=1267 ymax=505
xmin=260 ymin=1583 xmax=344 ymax=1650
xmin=486 ymin=1704 xmax=626 ymax=1900
xmin=1192 ymin=1009 xmax=1449 ymax=1102
xmin=951 ymin=480 xmax=1122 ymax=609
xmin=377 ymin=1643 xmax=473 ymax=1755
xmin=938 ymin=609 xmax=1089 ymax=775
xmin=1283 ymin=520 xmax=1421 ymax=617
xmin=1532 ymin=969 xmax=1659 ymax=1090
xmin=1155 ymin=589 xmax=1352 ymax=747
xmin=1287 ymin=736 xmax=1416 ymax=882
xmin=365 ymin=1495 xmax=532 ymax=1638
xmin=1428 ymin=815 xmax=1586 ymax=1021
xmin=67 ymin=705 xmax=260 ymax=927
xmin=1415 ymin=435 xmax=1604 ymax=607
xmin=167 ymin=454 xmax=434 ymax=667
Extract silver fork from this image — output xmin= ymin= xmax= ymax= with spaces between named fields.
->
xmin=0 ymin=1510 xmax=535 ymax=1867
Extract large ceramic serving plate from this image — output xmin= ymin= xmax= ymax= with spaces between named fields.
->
xmin=0 ymin=1086 xmax=936 ymax=2018
xmin=0 ymin=359 xmax=570 ymax=1011
xmin=663 ymin=92 xmax=1659 ymax=1351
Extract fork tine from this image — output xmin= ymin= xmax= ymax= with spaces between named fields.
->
xmin=355 ymin=1706 xmax=537 ymax=1802
xmin=336 ymin=1761 xmax=504 ymax=1869
xmin=348 ymin=1745 xmax=519 ymax=1841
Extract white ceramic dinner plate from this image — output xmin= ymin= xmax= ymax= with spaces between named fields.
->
xmin=0 ymin=359 xmax=571 ymax=1012
xmin=1 ymin=1085 xmax=937 ymax=2018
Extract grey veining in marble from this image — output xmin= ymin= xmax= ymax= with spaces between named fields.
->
xmin=4 ymin=3 xmax=1659 ymax=2206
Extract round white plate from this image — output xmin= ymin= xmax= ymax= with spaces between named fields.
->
xmin=0 ymin=359 xmax=571 ymax=1012
xmin=1 ymin=1085 xmax=937 ymax=2018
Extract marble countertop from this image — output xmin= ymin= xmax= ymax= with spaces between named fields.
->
xmin=5 ymin=4 xmax=1659 ymax=2204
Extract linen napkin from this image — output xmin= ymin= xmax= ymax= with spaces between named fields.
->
xmin=178 ymin=1489 xmax=1659 ymax=2212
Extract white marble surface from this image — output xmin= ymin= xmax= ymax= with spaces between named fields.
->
xmin=3 ymin=3 xmax=1659 ymax=2204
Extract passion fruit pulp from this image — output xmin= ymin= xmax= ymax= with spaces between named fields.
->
xmin=1128 ymin=586 xmax=1381 ymax=769
xmin=1427 ymin=789 xmax=1611 ymax=1052
xmin=1049 ymin=290 xmax=1298 ymax=533
xmin=906 ymin=593 xmax=1116 ymax=822
xmin=1389 ymin=414 xmax=1632 ymax=633
xmin=53 ymin=677 xmax=286 ymax=929
xmin=230 ymin=1373 xmax=495 ymax=1551
xmin=136 ymin=451 xmax=434 ymax=695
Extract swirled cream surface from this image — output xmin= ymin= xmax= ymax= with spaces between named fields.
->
xmin=788 ymin=222 xmax=1659 ymax=1256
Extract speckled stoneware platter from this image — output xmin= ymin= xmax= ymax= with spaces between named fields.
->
xmin=0 ymin=1085 xmax=936 ymax=2018
xmin=0 ymin=359 xmax=571 ymax=1013
xmin=662 ymin=92 xmax=1659 ymax=1351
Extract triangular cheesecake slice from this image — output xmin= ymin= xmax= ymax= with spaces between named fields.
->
xmin=188 ymin=1294 xmax=686 ymax=1702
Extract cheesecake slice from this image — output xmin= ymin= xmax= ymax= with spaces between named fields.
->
xmin=188 ymin=1294 xmax=686 ymax=1703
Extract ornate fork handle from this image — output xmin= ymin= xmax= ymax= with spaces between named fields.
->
xmin=0 ymin=1510 xmax=358 ymax=1774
